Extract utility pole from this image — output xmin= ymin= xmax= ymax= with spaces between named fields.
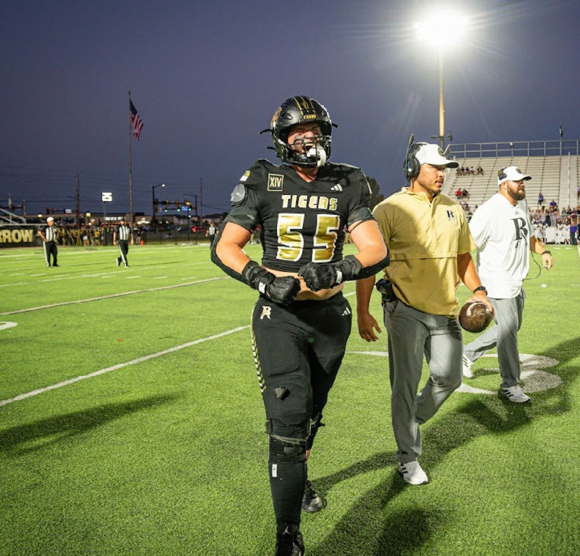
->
xmin=76 ymin=172 xmax=80 ymax=229
xmin=199 ymin=177 xmax=203 ymax=228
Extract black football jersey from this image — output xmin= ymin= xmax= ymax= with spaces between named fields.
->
xmin=224 ymin=159 xmax=374 ymax=273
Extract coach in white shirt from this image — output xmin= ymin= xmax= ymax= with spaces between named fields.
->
xmin=462 ymin=166 xmax=554 ymax=403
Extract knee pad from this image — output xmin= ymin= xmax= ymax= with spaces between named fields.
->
xmin=306 ymin=412 xmax=325 ymax=451
xmin=266 ymin=419 xmax=309 ymax=464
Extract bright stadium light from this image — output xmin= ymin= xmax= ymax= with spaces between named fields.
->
xmin=414 ymin=9 xmax=468 ymax=48
xmin=415 ymin=9 xmax=468 ymax=149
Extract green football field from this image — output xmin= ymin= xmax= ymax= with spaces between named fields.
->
xmin=1 ymin=242 xmax=579 ymax=556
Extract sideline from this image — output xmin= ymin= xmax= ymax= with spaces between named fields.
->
xmin=0 ymin=325 xmax=250 ymax=408
xmin=0 ymin=276 xmax=227 ymax=316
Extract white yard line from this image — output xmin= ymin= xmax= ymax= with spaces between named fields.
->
xmin=0 ymin=244 xmax=206 ymax=261
xmin=0 ymin=261 xmax=212 ymax=288
xmin=0 ymin=277 xmax=227 ymax=316
xmin=0 ymin=325 xmax=250 ymax=408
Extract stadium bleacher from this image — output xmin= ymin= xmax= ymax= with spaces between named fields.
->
xmin=443 ymin=140 xmax=580 ymax=211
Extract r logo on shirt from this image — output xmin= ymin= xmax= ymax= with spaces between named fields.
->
xmin=260 ymin=306 xmax=272 ymax=320
xmin=512 ymin=217 xmax=529 ymax=241
xmin=447 ymin=210 xmax=455 ymax=221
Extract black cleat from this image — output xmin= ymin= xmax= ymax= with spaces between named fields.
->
xmin=275 ymin=529 xmax=304 ymax=556
xmin=116 ymin=258 xmax=121 ymax=267
xmin=302 ymin=479 xmax=323 ymax=513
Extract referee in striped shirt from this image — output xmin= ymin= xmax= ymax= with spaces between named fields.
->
xmin=114 ymin=217 xmax=134 ymax=267
xmin=37 ymin=216 xmax=59 ymax=267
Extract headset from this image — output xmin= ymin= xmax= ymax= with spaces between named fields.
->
xmin=403 ymin=134 xmax=427 ymax=181
xmin=498 ymin=167 xmax=508 ymax=182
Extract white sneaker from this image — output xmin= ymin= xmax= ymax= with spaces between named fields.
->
xmin=398 ymin=461 xmax=429 ymax=485
xmin=462 ymin=354 xmax=474 ymax=379
xmin=499 ymin=385 xmax=531 ymax=404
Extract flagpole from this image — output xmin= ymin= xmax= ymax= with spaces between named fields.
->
xmin=128 ymin=90 xmax=134 ymax=227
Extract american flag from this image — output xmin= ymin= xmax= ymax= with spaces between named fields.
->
xmin=130 ymin=100 xmax=144 ymax=140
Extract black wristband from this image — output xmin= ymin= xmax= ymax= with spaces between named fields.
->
xmin=473 ymin=285 xmax=488 ymax=295
xmin=541 ymin=250 xmax=551 ymax=256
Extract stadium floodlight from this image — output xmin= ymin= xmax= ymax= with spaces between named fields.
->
xmin=414 ymin=9 xmax=468 ymax=149
xmin=414 ymin=9 xmax=467 ymax=48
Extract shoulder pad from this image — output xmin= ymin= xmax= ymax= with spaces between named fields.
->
xmin=230 ymin=184 xmax=248 ymax=206
xmin=328 ymin=161 xmax=363 ymax=172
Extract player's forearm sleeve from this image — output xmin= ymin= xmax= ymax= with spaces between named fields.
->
xmin=210 ymin=233 xmax=248 ymax=285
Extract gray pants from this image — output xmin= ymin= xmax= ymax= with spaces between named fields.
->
xmin=384 ymin=299 xmax=463 ymax=464
xmin=464 ymin=292 xmax=525 ymax=388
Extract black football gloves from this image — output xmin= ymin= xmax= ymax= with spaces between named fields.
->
xmin=298 ymin=255 xmax=362 ymax=292
xmin=242 ymin=261 xmax=300 ymax=305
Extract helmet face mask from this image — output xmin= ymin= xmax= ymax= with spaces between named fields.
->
xmin=267 ymin=96 xmax=335 ymax=168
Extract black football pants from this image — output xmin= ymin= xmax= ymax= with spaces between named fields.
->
xmin=251 ymin=292 xmax=352 ymax=527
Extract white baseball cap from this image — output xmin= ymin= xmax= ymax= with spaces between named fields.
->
xmin=46 ymin=217 xmax=54 ymax=222
xmin=498 ymin=166 xmax=531 ymax=185
xmin=415 ymin=144 xmax=458 ymax=168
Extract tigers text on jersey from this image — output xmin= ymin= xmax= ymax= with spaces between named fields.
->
xmin=469 ymin=193 xmax=532 ymax=299
xmin=224 ymin=159 xmax=374 ymax=273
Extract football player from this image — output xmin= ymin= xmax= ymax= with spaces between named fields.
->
xmin=212 ymin=96 xmax=388 ymax=556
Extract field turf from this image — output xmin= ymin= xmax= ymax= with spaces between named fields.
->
xmin=1 ymin=242 xmax=579 ymax=555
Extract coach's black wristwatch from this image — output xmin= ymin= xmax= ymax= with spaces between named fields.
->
xmin=473 ymin=285 xmax=488 ymax=295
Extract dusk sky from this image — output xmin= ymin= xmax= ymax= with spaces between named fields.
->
xmin=1 ymin=0 xmax=579 ymax=217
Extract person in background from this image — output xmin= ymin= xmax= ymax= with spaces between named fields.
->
xmin=37 ymin=216 xmax=59 ymax=267
xmin=206 ymin=221 xmax=216 ymax=248
xmin=462 ymin=166 xmax=554 ymax=402
xmin=113 ymin=217 xmax=134 ymax=267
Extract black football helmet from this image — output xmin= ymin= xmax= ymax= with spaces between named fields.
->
xmin=261 ymin=96 xmax=337 ymax=168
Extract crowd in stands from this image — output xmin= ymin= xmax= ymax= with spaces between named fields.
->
xmin=456 ymin=165 xmax=484 ymax=176
xmin=531 ymin=203 xmax=579 ymax=245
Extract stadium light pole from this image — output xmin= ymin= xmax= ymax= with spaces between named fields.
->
xmin=152 ymin=183 xmax=165 ymax=234
xmin=415 ymin=9 xmax=467 ymax=150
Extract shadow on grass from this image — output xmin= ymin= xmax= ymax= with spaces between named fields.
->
xmin=0 ymin=394 xmax=178 ymax=456
xmin=311 ymin=336 xmax=577 ymax=555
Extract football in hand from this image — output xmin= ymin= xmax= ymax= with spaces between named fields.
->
xmin=459 ymin=301 xmax=493 ymax=333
